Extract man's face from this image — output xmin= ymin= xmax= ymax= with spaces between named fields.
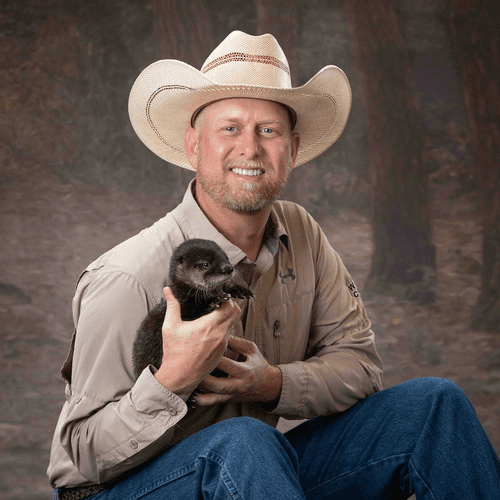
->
xmin=188 ymin=98 xmax=300 ymax=214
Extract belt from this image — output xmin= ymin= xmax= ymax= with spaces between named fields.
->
xmin=57 ymin=483 xmax=110 ymax=500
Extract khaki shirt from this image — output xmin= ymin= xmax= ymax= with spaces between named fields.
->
xmin=47 ymin=180 xmax=383 ymax=488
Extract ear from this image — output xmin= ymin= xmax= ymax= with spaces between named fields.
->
xmin=289 ymin=132 xmax=300 ymax=168
xmin=184 ymin=126 xmax=200 ymax=171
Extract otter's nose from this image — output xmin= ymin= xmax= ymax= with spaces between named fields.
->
xmin=221 ymin=263 xmax=233 ymax=275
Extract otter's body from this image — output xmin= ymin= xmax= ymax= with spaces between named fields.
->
xmin=132 ymin=239 xmax=253 ymax=378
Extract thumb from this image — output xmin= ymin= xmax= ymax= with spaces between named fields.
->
xmin=163 ymin=286 xmax=181 ymax=316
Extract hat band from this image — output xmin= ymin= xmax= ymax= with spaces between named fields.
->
xmin=202 ymin=52 xmax=290 ymax=76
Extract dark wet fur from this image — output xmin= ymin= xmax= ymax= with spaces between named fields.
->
xmin=132 ymin=239 xmax=253 ymax=379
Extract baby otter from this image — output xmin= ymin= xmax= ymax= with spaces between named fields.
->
xmin=132 ymin=239 xmax=253 ymax=379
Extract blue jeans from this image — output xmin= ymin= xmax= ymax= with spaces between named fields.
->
xmin=55 ymin=378 xmax=500 ymax=499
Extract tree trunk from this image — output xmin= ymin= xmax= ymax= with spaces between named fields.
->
xmin=151 ymin=0 xmax=212 ymax=68
xmin=340 ymin=0 xmax=436 ymax=304
xmin=448 ymin=0 xmax=500 ymax=332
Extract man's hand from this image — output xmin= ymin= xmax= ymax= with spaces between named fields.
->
xmin=193 ymin=336 xmax=282 ymax=406
xmin=154 ymin=287 xmax=241 ymax=397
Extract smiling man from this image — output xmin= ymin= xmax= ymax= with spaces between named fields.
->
xmin=48 ymin=31 xmax=500 ymax=500
xmin=190 ymin=99 xmax=298 ymax=217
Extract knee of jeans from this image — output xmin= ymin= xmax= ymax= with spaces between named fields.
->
xmin=216 ymin=417 xmax=282 ymax=444
xmin=204 ymin=417 xmax=294 ymax=457
xmin=417 ymin=377 xmax=470 ymax=409
xmin=423 ymin=377 xmax=464 ymax=395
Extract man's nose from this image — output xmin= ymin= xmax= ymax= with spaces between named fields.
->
xmin=237 ymin=129 xmax=261 ymax=158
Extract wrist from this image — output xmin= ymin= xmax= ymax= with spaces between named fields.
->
xmin=263 ymin=365 xmax=282 ymax=404
xmin=153 ymin=364 xmax=197 ymax=398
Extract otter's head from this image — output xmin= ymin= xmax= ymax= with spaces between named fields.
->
xmin=169 ymin=239 xmax=234 ymax=291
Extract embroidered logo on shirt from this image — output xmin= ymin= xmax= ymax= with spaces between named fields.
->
xmin=347 ymin=280 xmax=360 ymax=298
xmin=279 ymin=268 xmax=296 ymax=284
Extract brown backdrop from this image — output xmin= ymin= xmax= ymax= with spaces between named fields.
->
xmin=1 ymin=1 xmax=499 ymax=498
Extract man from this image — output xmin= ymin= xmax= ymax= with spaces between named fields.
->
xmin=48 ymin=31 xmax=500 ymax=499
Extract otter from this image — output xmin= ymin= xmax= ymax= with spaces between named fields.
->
xmin=132 ymin=239 xmax=253 ymax=379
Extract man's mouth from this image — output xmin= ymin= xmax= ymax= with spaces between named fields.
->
xmin=230 ymin=168 xmax=264 ymax=177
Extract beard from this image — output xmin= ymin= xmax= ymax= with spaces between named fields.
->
xmin=196 ymin=155 xmax=292 ymax=214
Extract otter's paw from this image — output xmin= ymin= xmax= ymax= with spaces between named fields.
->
xmin=229 ymin=285 xmax=254 ymax=300
xmin=208 ymin=293 xmax=232 ymax=310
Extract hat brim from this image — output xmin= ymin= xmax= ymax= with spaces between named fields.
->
xmin=128 ymin=60 xmax=352 ymax=170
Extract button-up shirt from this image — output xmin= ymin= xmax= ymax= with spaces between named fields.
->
xmin=47 ymin=180 xmax=383 ymax=488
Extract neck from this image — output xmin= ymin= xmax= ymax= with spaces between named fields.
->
xmin=194 ymin=182 xmax=271 ymax=262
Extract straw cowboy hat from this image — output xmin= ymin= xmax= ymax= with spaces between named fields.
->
xmin=128 ymin=30 xmax=352 ymax=170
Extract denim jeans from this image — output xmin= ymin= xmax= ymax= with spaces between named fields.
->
xmin=55 ymin=378 xmax=500 ymax=499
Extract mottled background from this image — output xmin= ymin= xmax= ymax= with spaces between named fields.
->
xmin=1 ymin=1 xmax=499 ymax=498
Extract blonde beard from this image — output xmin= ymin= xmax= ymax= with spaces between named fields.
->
xmin=196 ymin=156 xmax=292 ymax=214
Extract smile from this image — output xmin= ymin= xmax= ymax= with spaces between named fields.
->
xmin=230 ymin=168 xmax=264 ymax=177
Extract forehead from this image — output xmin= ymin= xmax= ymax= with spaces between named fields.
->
xmin=198 ymin=98 xmax=291 ymax=125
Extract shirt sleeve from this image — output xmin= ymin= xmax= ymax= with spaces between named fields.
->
xmin=274 ymin=222 xmax=384 ymax=419
xmin=58 ymin=269 xmax=188 ymax=483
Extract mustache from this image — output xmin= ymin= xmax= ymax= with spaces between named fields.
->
xmin=225 ymin=159 xmax=273 ymax=172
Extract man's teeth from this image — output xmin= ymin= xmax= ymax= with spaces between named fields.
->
xmin=231 ymin=168 xmax=264 ymax=176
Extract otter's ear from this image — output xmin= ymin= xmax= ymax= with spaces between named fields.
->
xmin=177 ymin=256 xmax=184 ymax=264
xmin=184 ymin=126 xmax=200 ymax=171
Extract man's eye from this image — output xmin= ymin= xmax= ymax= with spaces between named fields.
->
xmin=261 ymin=127 xmax=274 ymax=134
xmin=225 ymin=126 xmax=237 ymax=132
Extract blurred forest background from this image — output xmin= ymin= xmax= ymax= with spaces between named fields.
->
xmin=1 ymin=0 xmax=499 ymax=498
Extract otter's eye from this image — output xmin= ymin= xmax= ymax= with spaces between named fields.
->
xmin=202 ymin=262 xmax=209 ymax=269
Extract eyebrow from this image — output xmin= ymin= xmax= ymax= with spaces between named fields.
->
xmin=214 ymin=116 xmax=289 ymax=131
xmin=219 ymin=118 xmax=284 ymax=124
xmin=192 ymin=101 xmax=296 ymax=129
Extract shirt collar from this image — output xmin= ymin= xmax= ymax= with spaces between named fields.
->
xmin=266 ymin=210 xmax=289 ymax=255
xmin=171 ymin=179 xmax=289 ymax=264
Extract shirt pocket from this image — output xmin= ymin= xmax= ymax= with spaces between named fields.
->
xmin=260 ymin=290 xmax=314 ymax=366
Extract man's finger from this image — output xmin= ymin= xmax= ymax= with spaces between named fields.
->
xmin=216 ymin=356 xmax=245 ymax=377
xmin=227 ymin=335 xmax=257 ymax=355
xmin=194 ymin=392 xmax=232 ymax=406
xmin=199 ymin=372 xmax=238 ymax=393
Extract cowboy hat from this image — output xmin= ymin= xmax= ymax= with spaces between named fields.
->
xmin=128 ymin=30 xmax=351 ymax=170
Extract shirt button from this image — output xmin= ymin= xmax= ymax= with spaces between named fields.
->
xmin=130 ymin=440 xmax=138 ymax=449
xmin=168 ymin=407 xmax=178 ymax=416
